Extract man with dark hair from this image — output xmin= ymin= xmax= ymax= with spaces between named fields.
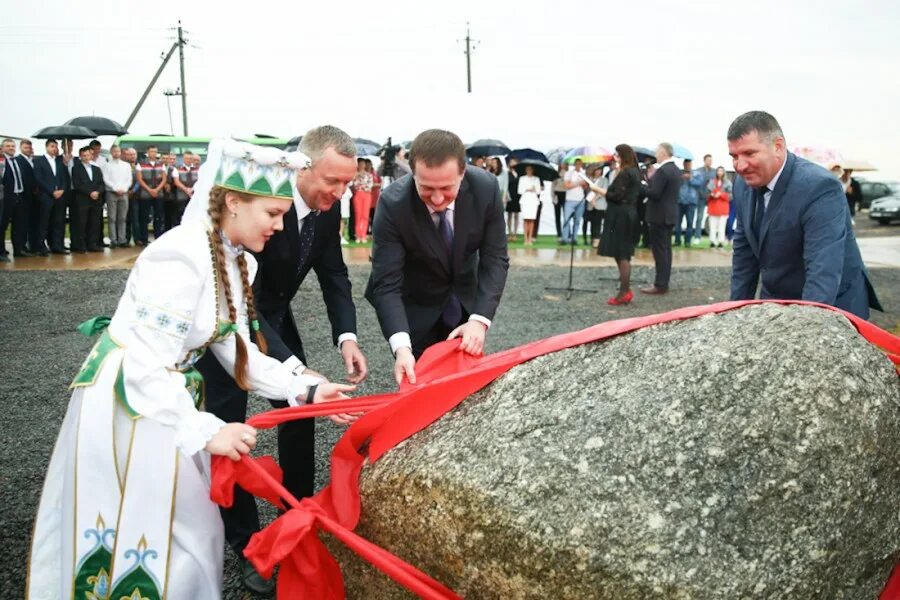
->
xmin=33 ymin=139 xmax=71 ymax=254
xmin=135 ymin=145 xmax=167 ymax=245
xmin=727 ymin=110 xmax=880 ymax=318
xmin=366 ymin=128 xmax=510 ymax=385
xmin=197 ymin=125 xmax=367 ymax=595
xmin=70 ymin=146 xmax=105 ymax=253
xmin=641 ymin=142 xmax=682 ymax=294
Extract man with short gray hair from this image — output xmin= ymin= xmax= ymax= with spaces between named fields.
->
xmin=196 ymin=124 xmax=367 ymax=595
xmin=727 ymin=110 xmax=880 ymax=318
xmin=640 ymin=142 xmax=682 ymax=294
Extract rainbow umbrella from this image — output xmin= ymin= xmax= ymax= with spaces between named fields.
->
xmin=563 ymin=146 xmax=613 ymax=164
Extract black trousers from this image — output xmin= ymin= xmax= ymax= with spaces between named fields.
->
xmin=196 ymin=312 xmax=315 ymax=554
xmin=72 ymin=196 xmax=102 ymax=251
xmin=411 ymin=310 xmax=468 ymax=359
xmin=137 ymin=197 xmax=153 ymax=244
xmin=648 ymin=223 xmax=674 ymax=289
xmin=0 ymin=191 xmax=27 ymax=255
xmin=48 ymin=194 xmax=67 ymax=251
xmin=29 ymin=194 xmax=50 ymax=252
xmin=554 ymin=192 xmax=565 ymax=238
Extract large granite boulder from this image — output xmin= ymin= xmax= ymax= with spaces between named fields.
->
xmin=337 ymin=304 xmax=900 ymax=599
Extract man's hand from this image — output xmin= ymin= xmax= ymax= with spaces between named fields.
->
xmin=52 ymin=190 xmax=63 ymax=199
xmin=340 ymin=340 xmax=368 ymax=384
xmin=149 ymin=189 xmax=158 ymax=198
xmin=89 ymin=191 xmax=99 ymax=200
xmin=448 ymin=320 xmax=487 ymax=356
xmin=393 ymin=347 xmax=417 ymax=386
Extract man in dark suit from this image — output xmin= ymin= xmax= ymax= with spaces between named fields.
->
xmin=196 ymin=126 xmax=368 ymax=595
xmin=728 ymin=111 xmax=880 ymax=319
xmin=33 ymin=139 xmax=72 ymax=255
xmin=365 ymin=129 xmax=510 ymax=386
xmin=641 ymin=142 xmax=682 ymax=294
xmin=1 ymin=138 xmax=32 ymax=260
xmin=70 ymin=146 xmax=105 ymax=253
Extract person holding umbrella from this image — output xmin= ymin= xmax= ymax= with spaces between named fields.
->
xmin=517 ymin=164 xmax=542 ymax=246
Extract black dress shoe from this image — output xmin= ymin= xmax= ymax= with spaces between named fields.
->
xmin=87 ymin=246 xmax=103 ymax=253
xmin=39 ymin=250 xmax=49 ymax=257
xmin=239 ymin=557 xmax=274 ymax=595
xmin=14 ymin=250 xmax=35 ymax=258
xmin=50 ymin=249 xmax=71 ymax=255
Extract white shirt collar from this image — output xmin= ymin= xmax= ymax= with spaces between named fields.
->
xmin=427 ymin=200 xmax=456 ymax=217
xmin=763 ymin=157 xmax=788 ymax=193
xmin=654 ymin=157 xmax=676 ymax=168
xmin=292 ymin=189 xmax=314 ymax=222
xmin=219 ymin=230 xmax=244 ymax=257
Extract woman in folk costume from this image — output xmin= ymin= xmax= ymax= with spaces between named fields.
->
xmin=27 ymin=139 xmax=355 ymax=600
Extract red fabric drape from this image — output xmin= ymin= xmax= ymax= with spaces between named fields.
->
xmin=210 ymin=300 xmax=900 ymax=599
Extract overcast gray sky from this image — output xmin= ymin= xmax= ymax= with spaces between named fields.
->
xmin=2 ymin=0 xmax=899 ymax=176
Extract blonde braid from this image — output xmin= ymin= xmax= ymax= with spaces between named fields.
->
xmin=208 ymin=187 xmax=251 ymax=390
xmin=236 ymin=253 xmax=268 ymax=355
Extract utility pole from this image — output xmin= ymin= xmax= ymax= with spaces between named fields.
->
xmin=464 ymin=22 xmax=473 ymax=93
xmin=177 ymin=21 xmax=188 ymax=135
xmin=124 ymin=22 xmax=190 ymax=133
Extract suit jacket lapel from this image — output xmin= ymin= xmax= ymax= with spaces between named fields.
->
xmin=450 ymin=177 xmax=472 ymax=273
xmin=759 ymin=153 xmax=795 ymax=248
xmin=741 ymin=182 xmax=760 ymax=254
xmin=411 ymin=189 xmax=451 ymax=275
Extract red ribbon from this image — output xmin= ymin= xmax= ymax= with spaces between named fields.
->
xmin=210 ymin=300 xmax=900 ymax=599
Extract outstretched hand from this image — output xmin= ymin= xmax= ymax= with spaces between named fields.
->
xmin=393 ymin=347 xmax=417 ymax=386
xmin=311 ymin=382 xmax=359 ymax=425
xmin=340 ymin=340 xmax=368 ymax=384
xmin=205 ymin=423 xmax=257 ymax=461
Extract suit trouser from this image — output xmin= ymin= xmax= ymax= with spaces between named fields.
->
xmin=29 ymin=193 xmax=51 ymax=252
xmin=0 ymin=191 xmax=26 ymax=254
xmin=106 ymin=191 xmax=128 ymax=245
xmin=674 ymin=204 xmax=696 ymax=246
xmin=48 ymin=194 xmax=67 ymax=251
xmin=196 ymin=315 xmax=315 ymax=554
xmin=73 ymin=196 xmax=102 ymax=250
xmin=412 ymin=318 xmax=457 ymax=360
xmin=648 ymin=223 xmax=673 ymax=289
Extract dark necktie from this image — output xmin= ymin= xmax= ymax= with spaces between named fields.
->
xmin=297 ymin=213 xmax=315 ymax=272
xmin=752 ymin=187 xmax=767 ymax=238
xmin=6 ymin=156 xmax=22 ymax=193
xmin=436 ymin=210 xmax=462 ymax=327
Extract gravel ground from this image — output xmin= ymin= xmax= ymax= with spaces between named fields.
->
xmin=1 ymin=264 xmax=897 ymax=598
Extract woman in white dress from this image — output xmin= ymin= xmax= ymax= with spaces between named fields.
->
xmin=26 ymin=140 xmax=355 ymax=600
xmin=517 ymin=164 xmax=542 ymax=246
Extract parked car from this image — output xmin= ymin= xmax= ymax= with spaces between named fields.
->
xmin=869 ymin=194 xmax=900 ymax=225
xmin=858 ymin=180 xmax=900 ymax=209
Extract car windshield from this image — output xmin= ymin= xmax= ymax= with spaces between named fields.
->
xmin=887 ymin=182 xmax=900 ymax=195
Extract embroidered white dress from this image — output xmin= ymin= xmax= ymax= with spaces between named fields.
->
xmin=27 ymin=220 xmax=317 ymax=600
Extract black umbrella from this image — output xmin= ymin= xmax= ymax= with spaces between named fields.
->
xmin=507 ymin=148 xmax=549 ymax=162
xmin=284 ymin=135 xmax=303 ymax=151
xmin=63 ymin=116 xmax=128 ymax=136
xmin=32 ymin=125 xmax=98 ymax=140
xmin=354 ymin=137 xmax=380 ymax=147
xmin=466 ymin=138 xmax=510 ymax=158
xmin=514 ymin=159 xmax=558 ymax=182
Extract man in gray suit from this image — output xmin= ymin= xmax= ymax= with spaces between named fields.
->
xmin=366 ymin=129 xmax=510 ymax=385
xmin=641 ymin=142 xmax=682 ymax=294
xmin=728 ymin=111 xmax=880 ymax=319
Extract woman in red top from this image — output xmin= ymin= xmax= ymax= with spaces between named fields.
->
xmin=351 ymin=158 xmax=374 ymax=243
xmin=706 ymin=166 xmax=732 ymax=248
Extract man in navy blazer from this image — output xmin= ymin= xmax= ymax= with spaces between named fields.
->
xmin=727 ymin=111 xmax=880 ymax=319
xmin=33 ymin=139 xmax=71 ymax=254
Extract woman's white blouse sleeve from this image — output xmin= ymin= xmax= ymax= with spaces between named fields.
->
xmin=118 ymin=243 xmax=226 ymax=457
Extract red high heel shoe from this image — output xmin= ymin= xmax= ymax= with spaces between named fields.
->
xmin=607 ymin=290 xmax=634 ymax=305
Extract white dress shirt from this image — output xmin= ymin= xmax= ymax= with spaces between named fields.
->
xmin=45 ymin=155 xmax=57 ymax=177
xmin=761 ymin=158 xmax=788 ymax=210
xmin=82 ymin=161 xmax=93 ymax=181
xmin=387 ymin=200 xmax=492 ymax=355
xmin=281 ymin=191 xmax=357 ymax=368
xmin=4 ymin=154 xmax=23 ymax=193
xmin=102 ymin=158 xmax=134 ymax=193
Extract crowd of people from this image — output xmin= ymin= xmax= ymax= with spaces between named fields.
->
xmin=0 ymin=138 xmax=201 ymax=260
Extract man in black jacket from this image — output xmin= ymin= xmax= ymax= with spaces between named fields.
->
xmin=70 ymin=146 xmax=105 ymax=253
xmin=196 ymin=126 xmax=367 ymax=595
xmin=641 ymin=143 xmax=682 ymax=294
xmin=33 ymin=139 xmax=71 ymax=254
xmin=366 ymin=129 xmax=509 ymax=385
